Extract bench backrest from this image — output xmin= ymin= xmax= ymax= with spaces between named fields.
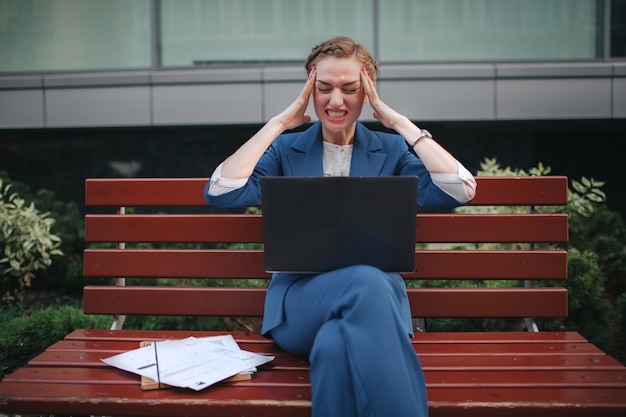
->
xmin=83 ymin=176 xmax=569 ymax=323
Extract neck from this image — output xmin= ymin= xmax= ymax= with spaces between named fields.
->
xmin=322 ymin=124 xmax=356 ymax=146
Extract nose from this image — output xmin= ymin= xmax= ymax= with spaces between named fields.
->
xmin=329 ymin=88 xmax=343 ymax=107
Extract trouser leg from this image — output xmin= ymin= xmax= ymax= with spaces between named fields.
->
xmin=309 ymin=318 xmax=359 ymax=416
xmin=270 ymin=265 xmax=428 ymax=417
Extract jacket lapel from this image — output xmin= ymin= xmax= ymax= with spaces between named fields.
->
xmin=284 ymin=123 xmax=324 ymax=176
xmin=283 ymin=122 xmax=388 ymax=176
xmin=350 ymin=123 xmax=388 ymax=176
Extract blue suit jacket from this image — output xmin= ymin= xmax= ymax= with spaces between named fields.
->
xmin=205 ymin=121 xmax=465 ymax=336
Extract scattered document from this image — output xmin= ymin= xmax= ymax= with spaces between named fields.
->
xmin=102 ymin=335 xmax=274 ymax=391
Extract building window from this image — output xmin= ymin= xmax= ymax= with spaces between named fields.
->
xmin=0 ymin=0 xmax=614 ymax=73
xmin=0 ymin=0 xmax=151 ymax=72
xmin=378 ymin=0 xmax=602 ymax=61
xmin=159 ymin=0 xmax=374 ymax=67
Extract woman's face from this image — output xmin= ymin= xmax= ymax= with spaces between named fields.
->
xmin=312 ymin=56 xmax=366 ymax=143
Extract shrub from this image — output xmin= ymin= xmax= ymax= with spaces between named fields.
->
xmin=550 ymin=249 xmax=611 ymax=350
xmin=569 ymin=205 xmax=626 ymax=298
xmin=0 ymin=302 xmax=111 ymax=379
xmin=0 ymin=178 xmax=63 ymax=303
xmin=0 ymin=171 xmax=86 ymax=296
xmin=618 ymin=293 xmax=626 ymax=336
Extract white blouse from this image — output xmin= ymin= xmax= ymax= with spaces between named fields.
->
xmin=322 ymin=141 xmax=353 ymax=177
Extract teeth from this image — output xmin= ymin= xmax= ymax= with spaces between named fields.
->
xmin=327 ymin=111 xmax=346 ymax=118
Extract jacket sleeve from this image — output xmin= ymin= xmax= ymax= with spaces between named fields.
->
xmin=204 ymin=140 xmax=284 ymax=208
xmin=391 ymin=136 xmax=470 ymax=209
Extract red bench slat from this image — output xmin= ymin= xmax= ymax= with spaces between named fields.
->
xmin=469 ymin=176 xmax=568 ymax=206
xmin=426 ymin=369 xmax=626 ymax=388
xmin=83 ymin=286 xmax=267 ymax=316
xmin=64 ymin=328 xmax=277 ymax=343
xmin=43 ymin=337 xmax=604 ymax=357
xmin=7 ymin=366 xmax=626 ymax=390
xmin=65 ymin=329 xmax=588 ymax=344
xmin=82 ymin=286 xmax=567 ymax=318
xmin=415 ymin=213 xmax=568 ymax=243
xmin=85 ymin=178 xmax=209 ymax=207
xmin=28 ymin=353 xmax=309 ymax=371
xmin=85 ymin=213 xmax=568 ymax=244
xmin=2 ymin=382 xmax=626 ymax=417
xmin=29 ymin=347 xmax=623 ymax=372
xmin=408 ymin=288 xmax=568 ymax=318
xmin=427 ymin=387 xmax=626 ymax=417
xmin=83 ymin=249 xmax=568 ymax=280
xmin=0 ymin=382 xmax=312 ymax=417
xmin=84 ymin=176 xmax=569 ymax=207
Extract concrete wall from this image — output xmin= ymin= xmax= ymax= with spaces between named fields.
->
xmin=1 ymin=62 xmax=625 ymax=129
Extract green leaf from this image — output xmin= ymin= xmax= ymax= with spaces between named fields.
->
xmin=587 ymin=193 xmax=605 ymax=203
xmin=581 ymin=177 xmax=592 ymax=187
xmin=571 ymin=180 xmax=586 ymax=193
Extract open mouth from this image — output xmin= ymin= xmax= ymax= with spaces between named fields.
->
xmin=326 ymin=110 xmax=347 ymax=121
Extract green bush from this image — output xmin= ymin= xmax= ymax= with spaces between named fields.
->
xmin=620 ymin=293 xmax=626 ymax=339
xmin=0 ymin=302 xmax=111 ymax=379
xmin=0 ymin=178 xmax=63 ymax=303
xmin=569 ymin=205 xmax=626 ymax=297
xmin=0 ymin=172 xmax=86 ymax=296
xmin=538 ymin=249 xmax=612 ymax=351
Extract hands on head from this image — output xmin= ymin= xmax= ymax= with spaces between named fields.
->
xmin=278 ymin=61 xmax=403 ymax=134
xmin=275 ymin=65 xmax=317 ymax=131
xmin=360 ymin=66 xmax=402 ymax=130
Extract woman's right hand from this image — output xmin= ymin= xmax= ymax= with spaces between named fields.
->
xmin=218 ymin=67 xmax=317 ymax=180
xmin=274 ymin=66 xmax=316 ymax=131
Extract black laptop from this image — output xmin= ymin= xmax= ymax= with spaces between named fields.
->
xmin=260 ymin=176 xmax=418 ymax=274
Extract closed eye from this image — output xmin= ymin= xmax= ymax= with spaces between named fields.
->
xmin=316 ymin=81 xmax=360 ymax=94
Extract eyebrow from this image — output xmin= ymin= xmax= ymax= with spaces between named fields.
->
xmin=316 ymin=80 xmax=361 ymax=87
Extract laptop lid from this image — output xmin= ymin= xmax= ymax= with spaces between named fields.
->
xmin=261 ymin=176 xmax=417 ymax=274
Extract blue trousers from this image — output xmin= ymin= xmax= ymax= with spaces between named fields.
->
xmin=270 ymin=265 xmax=429 ymax=417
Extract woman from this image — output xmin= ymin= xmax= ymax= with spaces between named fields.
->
xmin=205 ymin=36 xmax=476 ymax=417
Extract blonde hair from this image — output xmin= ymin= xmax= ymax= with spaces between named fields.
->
xmin=304 ymin=36 xmax=378 ymax=83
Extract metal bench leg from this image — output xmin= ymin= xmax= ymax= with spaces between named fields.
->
xmin=413 ymin=318 xmax=426 ymax=333
xmin=110 ymin=206 xmax=127 ymax=331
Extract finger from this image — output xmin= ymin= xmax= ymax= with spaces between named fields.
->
xmin=301 ymin=67 xmax=316 ymax=97
xmin=360 ymin=68 xmax=372 ymax=97
xmin=360 ymin=67 xmax=370 ymax=86
xmin=361 ymin=68 xmax=378 ymax=99
xmin=306 ymin=66 xmax=317 ymax=88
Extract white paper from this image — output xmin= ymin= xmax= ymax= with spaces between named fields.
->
xmin=102 ymin=335 xmax=274 ymax=391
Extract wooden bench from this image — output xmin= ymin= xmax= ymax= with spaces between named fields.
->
xmin=1 ymin=175 xmax=626 ymax=416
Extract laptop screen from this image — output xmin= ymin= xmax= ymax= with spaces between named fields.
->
xmin=261 ymin=176 xmax=417 ymax=273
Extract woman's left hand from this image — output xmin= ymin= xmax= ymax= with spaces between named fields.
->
xmin=361 ymin=67 xmax=403 ymax=130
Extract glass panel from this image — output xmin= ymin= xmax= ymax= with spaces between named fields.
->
xmin=159 ymin=0 xmax=374 ymax=67
xmin=611 ymin=0 xmax=626 ymax=57
xmin=0 ymin=0 xmax=151 ymax=72
xmin=379 ymin=0 xmax=601 ymax=61
xmin=0 ymin=0 xmax=611 ymax=73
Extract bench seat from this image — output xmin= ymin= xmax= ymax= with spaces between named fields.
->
xmin=4 ymin=330 xmax=625 ymax=416
xmin=1 ymin=176 xmax=626 ymax=416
